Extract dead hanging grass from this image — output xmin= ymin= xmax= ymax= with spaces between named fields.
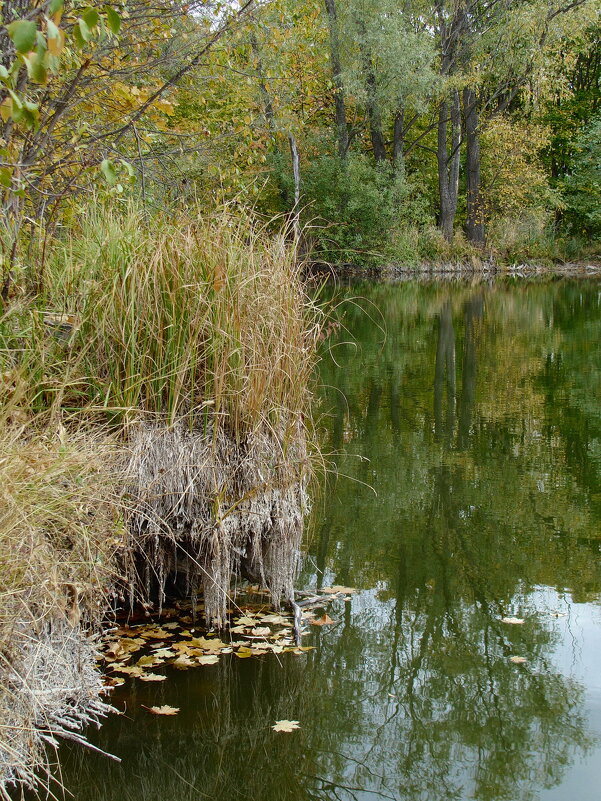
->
xmin=0 ymin=417 xmax=122 ymax=795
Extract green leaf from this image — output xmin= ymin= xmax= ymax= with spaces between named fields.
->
xmin=120 ymin=159 xmax=135 ymax=181
xmin=46 ymin=18 xmax=60 ymax=39
xmin=101 ymin=158 xmax=117 ymax=185
xmin=8 ymin=89 xmax=23 ymax=110
xmin=105 ymin=6 xmax=121 ymax=34
xmin=0 ymin=66 xmax=9 ymax=82
xmin=77 ymin=18 xmax=92 ymax=43
xmin=6 ymin=19 xmax=37 ymax=54
xmin=82 ymin=7 xmax=100 ymax=28
xmin=24 ymin=53 xmax=47 ymax=85
xmin=48 ymin=0 xmax=64 ymax=14
xmin=0 ymin=167 xmax=12 ymax=188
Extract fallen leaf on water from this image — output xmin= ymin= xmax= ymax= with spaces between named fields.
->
xmin=145 ymin=705 xmax=179 ymax=716
xmin=322 ymin=586 xmax=357 ymax=594
xmin=197 ymin=654 xmax=219 ymax=665
xmin=501 ymin=617 xmax=525 ymax=625
xmin=235 ymin=647 xmax=253 ymax=659
xmin=250 ymin=627 xmax=271 ymax=637
xmin=112 ymin=665 xmax=145 ymax=677
xmin=235 ymin=616 xmax=257 ymax=626
xmin=172 ymin=655 xmax=195 ymax=669
xmin=139 ymin=673 xmax=167 ymax=682
xmin=142 ymin=629 xmax=174 ymax=640
xmin=161 ymin=622 xmax=180 ymax=630
xmin=137 ymin=655 xmax=165 ymax=667
xmin=272 ymin=720 xmax=300 ymax=732
xmin=189 ymin=636 xmax=226 ymax=650
xmin=311 ymin=614 xmax=334 ymax=626
xmin=510 ymin=656 xmax=527 ymax=664
xmin=260 ymin=614 xmax=291 ymax=625
xmin=103 ymin=677 xmax=125 ymax=687
xmin=151 ymin=648 xmax=175 ymax=659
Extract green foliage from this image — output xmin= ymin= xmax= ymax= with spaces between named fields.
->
xmin=300 ymin=153 xmax=426 ymax=264
xmin=561 ymin=113 xmax=601 ymax=237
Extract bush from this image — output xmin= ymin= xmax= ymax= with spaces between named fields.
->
xmin=299 ymin=153 xmax=426 ymax=265
xmin=561 ymin=113 xmax=601 ymax=238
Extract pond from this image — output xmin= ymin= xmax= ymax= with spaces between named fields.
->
xmin=57 ymin=277 xmax=601 ymax=801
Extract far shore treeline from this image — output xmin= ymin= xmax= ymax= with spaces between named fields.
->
xmin=1 ymin=0 xmax=600 ymax=283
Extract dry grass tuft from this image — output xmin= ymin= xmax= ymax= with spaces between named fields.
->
xmin=0 ymin=418 xmax=121 ymax=794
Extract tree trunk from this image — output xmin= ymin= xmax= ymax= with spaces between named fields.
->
xmin=355 ymin=15 xmax=386 ymax=163
xmin=463 ymin=87 xmax=485 ymax=246
xmin=393 ymin=107 xmax=404 ymax=168
xmin=250 ymin=32 xmax=289 ymax=208
xmin=288 ymin=132 xmax=301 ymax=243
xmin=437 ymin=90 xmax=461 ymax=241
xmin=324 ymin=0 xmax=348 ymax=160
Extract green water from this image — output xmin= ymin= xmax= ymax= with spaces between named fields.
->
xmin=58 ymin=278 xmax=601 ymax=801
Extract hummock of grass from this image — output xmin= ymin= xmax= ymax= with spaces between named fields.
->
xmin=0 ymin=418 xmax=121 ymax=795
xmin=0 ymin=204 xmax=321 ymax=794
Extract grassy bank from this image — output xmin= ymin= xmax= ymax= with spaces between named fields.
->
xmin=0 ymin=203 xmax=320 ymax=795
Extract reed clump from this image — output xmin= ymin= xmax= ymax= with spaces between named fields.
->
xmin=0 ymin=203 xmax=320 ymax=794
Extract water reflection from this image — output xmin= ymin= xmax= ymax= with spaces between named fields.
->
xmin=53 ymin=279 xmax=601 ymax=801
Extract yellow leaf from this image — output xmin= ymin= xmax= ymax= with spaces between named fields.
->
xmin=145 ymin=705 xmax=179 ymax=716
xmin=139 ymin=673 xmax=167 ymax=682
xmin=272 ymin=720 xmax=300 ymax=732
xmin=310 ymin=614 xmax=334 ymax=626
xmin=197 ymin=654 xmax=219 ymax=665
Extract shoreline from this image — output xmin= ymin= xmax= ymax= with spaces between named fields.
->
xmin=306 ymin=259 xmax=601 ymax=281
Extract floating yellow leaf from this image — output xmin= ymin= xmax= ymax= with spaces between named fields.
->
xmin=151 ymin=648 xmax=175 ymax=658
xmin=260 ymin=614 xmax=291 ymax=625
xmin=145 ymin=705 xmax=179 ymax=716
xmin=172 ymin=655 xmax=195 ymax=669
xmin=311 ymin=614 xmax=334 ymax=626
xmin=272 ymin=720 xmax=300 ymax=732
xmin=103 ymin=676 xmax=125 ymax=687
xmin=112 ymin=665 xmax=145 ymax=677
xmin=137 ymin=654 xmax=165 ymax=667
xmin=510 ymin=656 xmax=527 ymax=664
xmin=501 ymin=617 xmax=525 ymax=625
xmin=139 ymin=673 xmax=167 ymax=682
xmin=197 ymin=654 xmax=219 ymax=665
xmin=250 ymin=626 xmax=271 ymax=637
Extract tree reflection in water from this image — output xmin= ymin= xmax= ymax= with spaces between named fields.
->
xmin=53 ymin=279 xmax=601 ymax=801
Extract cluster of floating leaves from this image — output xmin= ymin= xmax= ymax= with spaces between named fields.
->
xmin=100 ymin=586 xmax=355 ymax=692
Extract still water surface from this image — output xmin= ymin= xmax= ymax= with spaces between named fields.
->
xmin=60 ymin=278 xmax=601 ymax=801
